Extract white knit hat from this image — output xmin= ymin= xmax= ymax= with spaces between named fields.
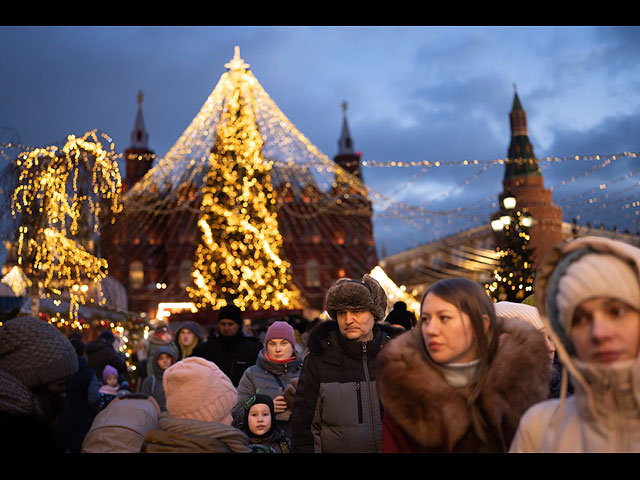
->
xmin=494 ymin=301 xmax=544 ymax=330
xmin=553 ymin=253 xmax=640 ymax=332
xmin=163 ymin=357 xmax=237 ymax=425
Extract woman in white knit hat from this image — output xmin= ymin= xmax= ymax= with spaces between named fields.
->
xmin=141 ymin=357 xmax=251 ymax=453
xmin=510 ymin=236 xmax=640 ymax=453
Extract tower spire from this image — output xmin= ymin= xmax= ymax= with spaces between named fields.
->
xmin=130 ymin=90 xmax=149 ymax=149
xmin=338 ymin=100 xmax=355 ymax=155
xmin=504 ymin=89 xmax=539 ymax=181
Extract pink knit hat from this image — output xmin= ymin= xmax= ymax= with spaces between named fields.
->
xmin=163 ymin=357 xmax=237 ymax=425
xmin=265 ymin=321 xmax=296 ymax=346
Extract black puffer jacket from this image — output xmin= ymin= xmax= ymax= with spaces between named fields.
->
xmin=289 ymin=320 xmax=396 ymax=453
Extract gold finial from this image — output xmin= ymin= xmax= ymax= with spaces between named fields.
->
xmin=137 ymin=90 xmax=144 ymax=108
xmin=342 ymin=100 xmax=348 ymax=115
xmin=225 ymin=45 xmax=250 ymax=71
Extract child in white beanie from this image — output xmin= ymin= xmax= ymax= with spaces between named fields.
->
xmin=141 ymin=357 xmax=251 ymax=453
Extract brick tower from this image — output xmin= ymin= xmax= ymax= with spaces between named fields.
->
xmin=498 ymin=89 xmax=563 ymax=265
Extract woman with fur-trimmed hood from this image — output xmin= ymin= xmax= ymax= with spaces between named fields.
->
xmin=377 ymin=277 xmax=551 ymax=453
xmin=510 ymin=236 xmax=640 ymax=453
xmin=289 ymin=274 xmax=401 ymax=453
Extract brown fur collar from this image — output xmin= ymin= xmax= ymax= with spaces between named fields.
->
xmin=377 ymin=317 xmax=550 ymax=450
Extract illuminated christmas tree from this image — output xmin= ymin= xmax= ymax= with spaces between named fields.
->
xmin=187 ymin=48 xmax=301 ymax=312
xmin=486 ymin=207 xmax=535 ymax=302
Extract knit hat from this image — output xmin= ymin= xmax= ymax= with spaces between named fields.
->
xmin=325 ymin=274 xmax=387 ymax=322
xmin=264 ymin=321 xmax=296 ymax=346
xmin=98 ymin=329 xmax=115 ymax=344
xmin=163 ymin=357 xmax=237 ymax=425
xmin=0 ymin=316 xmax=78 ymax=388
xmin=218 ymin=304 xmax=242 ymax=325
xmin=384 ymin=301 xmax=413 ymax=330
xmin=243 ymin=393 xmax=275 ymax=438
xmin=494 ymin=301 xmax=544 ymax=330
xmin=545 ymin=250 xmax=640 ymax=354
xmin=102 ymin=364 xmax=118 ymax=383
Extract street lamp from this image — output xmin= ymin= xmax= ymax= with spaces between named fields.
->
xmin=502 ymin=195 xmax=517 ymax=210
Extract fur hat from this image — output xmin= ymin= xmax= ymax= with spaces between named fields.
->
xmin=0 ymin=316 xmax=78 ymax=388
xmin=325 ymin=274 xmax=387 ymax=322
xmin=264 ymin=321 xmax=296 ymax=346
xmin=218 ymin=304 xmax=242 ymax=325
xmin=163 ymin=357 xmax=237 ymax=425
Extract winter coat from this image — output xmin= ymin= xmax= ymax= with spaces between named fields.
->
xmin=246 ymin=425 xmax=292 ymax=453
xmin=377 ymin=318 xmax=550 ymax=453
xmin=233 ymin=349 xmax=302 ymax=429
xmin=141 ymin=412 xmax=252 ymax=453
xmin=146 ymin=336 xmax=179 ymax=378
xmin=289 ymin=320 xmax=394 ymax=453
xmin=0 ymin=369 xmax=62 ymax=453
xmin=86 ymin=335 xmax=128 ymax=381
xmin=54 ymin=355 xmax=100 ymax=452
xmin=139 ymin=345 xmax=176 ymax=411
xmin=192 ymin=330 xmax=263 ymax=387
xmin=510 ymin=236 xmax=640 ymax=453
xmin=82 ymin=395 xmax=161 ymax=453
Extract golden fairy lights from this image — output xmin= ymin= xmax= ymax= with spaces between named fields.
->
xmin=9 ymin=130 xmax=122 ymax=321
xmin=185 ymin=57 xmax=301 ymax=311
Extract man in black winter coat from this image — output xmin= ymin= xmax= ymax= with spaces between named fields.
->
xmin=192 ymin=304 xmax=262 ymax=387
xmin=289 ymin=274 xmax=398 ymax=453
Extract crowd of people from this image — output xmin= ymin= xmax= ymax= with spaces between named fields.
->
xmin=1 ymin=234 xmax=639 ymax=453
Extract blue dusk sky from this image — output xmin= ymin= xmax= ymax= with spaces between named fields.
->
xmin=1 ymin=26 xmax=639 ymax=256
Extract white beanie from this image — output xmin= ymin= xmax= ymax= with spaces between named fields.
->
xmin=554 ymin=253 xmax=640 ymax=333
xmin=163 ymin=357 xmax=237 ymax=425
xmin=494 ymin=301 xmax=544 ymax=330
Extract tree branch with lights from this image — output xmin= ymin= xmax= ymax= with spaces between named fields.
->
xmin=9 ymin=130 xmax=122 ymax=324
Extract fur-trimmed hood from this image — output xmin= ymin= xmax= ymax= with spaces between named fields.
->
xmin=377 ymin=317 xmax=550 ymax=451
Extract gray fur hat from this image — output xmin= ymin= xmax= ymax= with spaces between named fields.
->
xmin=0 ymin=316 xmax=78 ymax=388
xmin=325 ymin=274 xmax=387 ymax=322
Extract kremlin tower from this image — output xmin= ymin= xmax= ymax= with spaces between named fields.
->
xmin=498 ymin=88 xmax=563 ymax=265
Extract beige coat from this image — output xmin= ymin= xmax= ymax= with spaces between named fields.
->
xmin=510 ymin=236 xmax=640 ymax=453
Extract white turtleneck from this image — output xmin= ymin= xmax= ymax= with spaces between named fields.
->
xmin=440 ymin=359 xmax=480 ymax=388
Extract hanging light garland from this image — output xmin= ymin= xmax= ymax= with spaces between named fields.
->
xmin=9 ymin=129 xmax=122 ymax=322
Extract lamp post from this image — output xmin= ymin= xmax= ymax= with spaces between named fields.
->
xmin=486 ymin=195 xmax=535 ymax=302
